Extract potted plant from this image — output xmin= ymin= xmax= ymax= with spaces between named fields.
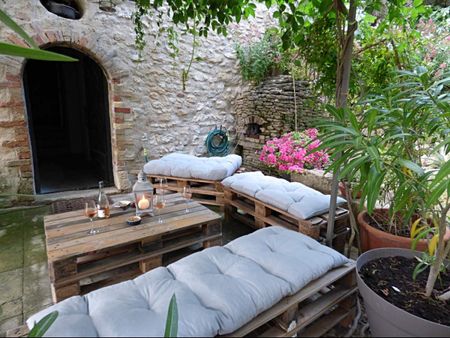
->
xmin=321 ymin=66 xmax=450 ymax=252
xmin=259 ymin=128 xmax=331 ymax=188
xmin=320 ymin=66 xmax=450 ymax=335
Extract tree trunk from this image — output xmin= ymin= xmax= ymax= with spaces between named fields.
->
xmin=327 ymin=0 xmax=357 ymax=246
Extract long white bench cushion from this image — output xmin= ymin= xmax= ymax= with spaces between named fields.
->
xmin=27 ymin=227 xmax=348 ymax=337
xmin=143 ymin=153 xmax=242 ymax=181
xmin=222 ymin=171 xmax=346 ymax=219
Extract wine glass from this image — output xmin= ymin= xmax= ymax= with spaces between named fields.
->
xmin=156 ymin=177 xmax=168 ymax=195
xmin=85 ymin=201 xmax=98 ymax=235
xmin=154 ymin=194 xmax=166 ymax=224
xmin=182 ymin=186 xmax=192 ymax=213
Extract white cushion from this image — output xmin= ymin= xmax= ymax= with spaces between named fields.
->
xmin=143 ymin=153 xmax=242 ymax=181
xmin=222 ymin=172 xmax=346 ymax=219
xmin=27 ymin=227 xmax=348 ymax=337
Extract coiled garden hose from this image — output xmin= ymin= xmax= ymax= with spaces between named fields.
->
xmin=205 ymin=126 xmax=229 ymax=156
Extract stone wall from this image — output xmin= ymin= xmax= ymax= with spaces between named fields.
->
xmin=234 ymin=75 xmax=323 ymax=170
xmin=0 ymin=0 xmax=274 ymax=196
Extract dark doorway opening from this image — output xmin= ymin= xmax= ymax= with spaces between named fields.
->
xmin=24 ymin=46 xmax=113 ymax=194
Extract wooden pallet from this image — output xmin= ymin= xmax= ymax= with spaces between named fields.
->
xmin=44 ymin=194 xmax=222 ymax=303
xmin=224 ymin=187 xmax=349 ymax=253
xmin=148 ymin=174 xmax=225 ymax=208
xmin=8 ymin=263 xmax=356 ymax=338
xmin=225 ymin=262 xmax=357 ymax=337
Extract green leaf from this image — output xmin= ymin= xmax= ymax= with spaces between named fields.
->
xmin=0 ymin=8 xmax=38 ymax=48
xmin=0 ymin=42 xmax=77 ymax=61
xmin=397 ymin=159 xmax=424 ymax=176
xmin=411 ymin=227 xmax=434 ymax=250
xmin=164 ymin=294 xmax=178 ymax=338
xmin=366 ymin=167 xmax=385 ymax=213
xmin=412 ymin=262 xmax=427 ymax=281
xmin=426 ymin=180 xmax=447 ymax=208
xmin=29 ymin=311 xmax=58 ymax=337
xmin=339 ymin=155 xmax=369 ymax=180
xmin=431 ymin=160 xmax=450 ymax=188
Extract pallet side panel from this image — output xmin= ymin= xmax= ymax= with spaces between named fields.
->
xmin=149 ymin=175 xmax=225 ymax=207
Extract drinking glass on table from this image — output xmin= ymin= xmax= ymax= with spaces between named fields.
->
xmin=156 ymin=177 xmax=168 ymax=195
xmin=84 ymin=201 xmax=98 ymax=235
xmin=182 ymin=186 xmax=192 ymax=213
xmin=154 ymin=194 xmax=166 ymax=224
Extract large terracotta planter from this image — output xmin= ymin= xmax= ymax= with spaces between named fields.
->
xmin=357 ymin=248 xmax=450 ymax=337
xmin=358 ymin=209 xmax=428 ymax=252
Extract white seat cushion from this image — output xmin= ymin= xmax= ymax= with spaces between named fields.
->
xmin=27 ymin=227 xmax=348 ymax=337
xmin=222 ymin=171 xmax=346 ymax=219
xmin=143 ymin=153 xmax=242 ymax=181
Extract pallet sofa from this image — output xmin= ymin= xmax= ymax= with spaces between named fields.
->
xmin=22 ymin=226 xmax=356 ymax=337
xmin=222 ymin=172 xmax=349 ymax=253
xmin=144 ymin=153 xmax=242 ymax=208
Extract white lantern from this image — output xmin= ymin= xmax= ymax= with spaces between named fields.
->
xmin=133 ymin=170 xmax=153 ymax=217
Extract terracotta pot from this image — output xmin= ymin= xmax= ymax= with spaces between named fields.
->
xmin=357 ymin=248 xmax=450 ymax=337
xmin=358 ymin=209 xmax=428 ymax=252
xmin=338 ymin=182 xmax=362 ymax=199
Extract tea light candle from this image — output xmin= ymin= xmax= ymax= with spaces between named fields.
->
xmin=138 ymin=196 xmax=150 ymax=210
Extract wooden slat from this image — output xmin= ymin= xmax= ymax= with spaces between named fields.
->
xmin=228 ymin=209 xmax=258 ymax=229
xmin=46 ymin=203 xmax=206 ymax=244
xmin=53 ymin=232 xmax=222 ymax=287
xmin=45 ymin=194 xmax=183 ymax=229
xmin=80 ymin=265 xmax=142 ymax=294
xmin=227 ymin=198 xmax=255 ymax=215
xmin=224 ymin=187 xmax=349 ymax=250
xmin=148 ymin=174 xmax=221 ymax=185
xmin=193 ymin=198 xmax=223 ymax=206
xmin=285 ymin=286 xmax=357 ymax=335
xmin=148 ymin=175 xmax=225 ymax=207
xmin=225 ymin=262 xmax=355 ymax=337
xmin=297 ymin=307 xmax=350 ymax=337
xmin=45 ymin=195 xmax=221 ymax=262
xmin=161 ymin=185 xmax=222 ymax=196
xmin=47 ymin=210 xmax=220 ymax=261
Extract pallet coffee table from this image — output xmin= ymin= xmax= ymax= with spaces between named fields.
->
xmin=44 ymin=193 xmax=222 ymax=303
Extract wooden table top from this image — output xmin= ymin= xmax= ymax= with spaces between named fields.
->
xmin=44 ymin=193 xmax=221 ymax=262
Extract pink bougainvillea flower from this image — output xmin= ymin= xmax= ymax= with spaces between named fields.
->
xmin=258 ymin=128 xmax=329 ymax=173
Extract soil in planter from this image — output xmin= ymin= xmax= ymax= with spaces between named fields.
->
xmin=360 ymin=256 xmax=450 ymax=326
xmin=366 ymin=211 xmax=411 ymax=237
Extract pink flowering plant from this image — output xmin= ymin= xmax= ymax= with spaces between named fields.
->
xmin=259 ymin=128 xmax=329 ymax=174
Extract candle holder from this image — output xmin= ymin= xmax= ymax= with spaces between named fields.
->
xmin=133 ymin=170 xmax=154 ymax=217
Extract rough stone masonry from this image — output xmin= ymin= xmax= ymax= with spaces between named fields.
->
xmin=0 ymin=0 xmax=275 ymax=197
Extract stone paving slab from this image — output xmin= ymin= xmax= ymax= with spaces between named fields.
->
xmin=22 ymin=263 xmax=52 ymax=318
xmin=0 ymin=314 xmax=23 ymax=337
xmin=0 ymin=299 xmax=22 ymax=323
xmin=0 ymin=268 xmax=23 ymax=305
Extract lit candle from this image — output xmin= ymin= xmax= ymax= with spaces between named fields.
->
xmin=138 ymin=196 xmax=150 ymax=210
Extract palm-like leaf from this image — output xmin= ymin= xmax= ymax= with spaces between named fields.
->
xmin=0 ymin=8 xmax=38 ymax=48
xmin=164 ymin=294 xmax=178 ymax=338
xmin=0 ymin=9 xmax=76 ymax=62
xmin=28 ymin=311 xmax=58 ymax=337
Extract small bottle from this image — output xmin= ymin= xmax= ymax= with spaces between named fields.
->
xmin=97 ymin=181 xmax=110 ymax=219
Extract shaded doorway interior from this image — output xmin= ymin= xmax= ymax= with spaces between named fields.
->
xmin=23 ymin=46 xmax=113 ymax=194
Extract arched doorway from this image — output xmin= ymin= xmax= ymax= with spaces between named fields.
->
xmin=23 ymin=46 xmax=113 ymax=194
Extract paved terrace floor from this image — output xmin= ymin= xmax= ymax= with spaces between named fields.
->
xmin=0 ymin=204 xmax=252 ymax=336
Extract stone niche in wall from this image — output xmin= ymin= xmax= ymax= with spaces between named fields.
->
xmin=234 ymin=75 xmax=324 ymax=171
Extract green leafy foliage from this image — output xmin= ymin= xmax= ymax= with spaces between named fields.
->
xmin=235 ymin=30 xmax=281 ymax=84
xmin=318 ymin=67 xmax=450 ymax=232
xmin=29 ymin=311 xmax=58 ymax=337
xmin=164 ymin=294 xmax=178 ymax=338
xmin=0 ymin=9 xmax=76 ymax=62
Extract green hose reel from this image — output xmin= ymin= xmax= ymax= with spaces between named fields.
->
xmin=205 ymin=125 xmax=230 ymax=156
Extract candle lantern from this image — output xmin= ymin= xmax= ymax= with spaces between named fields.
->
xmin=133 ymin=170 xmax=153 ymax=217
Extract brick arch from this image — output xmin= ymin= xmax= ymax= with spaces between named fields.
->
xmin=0 ymin=30 xmax=133 ymax=194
